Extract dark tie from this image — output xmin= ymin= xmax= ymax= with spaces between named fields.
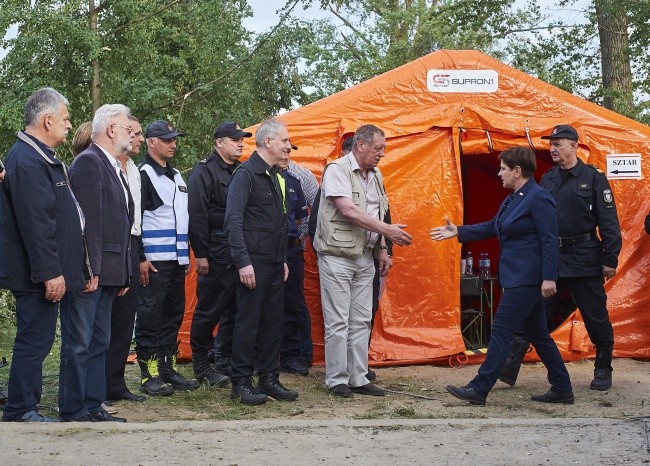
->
xmin=119 ymin=170 xmax=135 ymax=227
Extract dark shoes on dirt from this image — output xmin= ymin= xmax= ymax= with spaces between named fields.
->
xmin=446 ymin=385 xmax=487 ymax=405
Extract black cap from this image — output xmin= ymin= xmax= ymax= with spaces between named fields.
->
xmin=342 ymin=137 xmax=354 ymax=151
xmin=214 ymin=121 xmax=252 ymax=139
xmin=541 ymin=125 xmax=578 ymax=142
xmin=145 ymin=120 xmax=184 ymax=139
xmin=290 ymin=143 xmax=298 ymax=151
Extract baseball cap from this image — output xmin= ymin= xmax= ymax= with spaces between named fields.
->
xmin=145 ymin=120 xmax=184 ymax=139
xmin=290 ymin=143 xmax=298 ymax=150
xmin=541 ymin=125 xmax=579 ymax=142
xmin=214 ymin=121 xmax=252 ymax=139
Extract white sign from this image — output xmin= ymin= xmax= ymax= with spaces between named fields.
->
xmin=606 ymin=154 xmax=642 ymax=180
xmin=427 ymin=69 xmax=499 ymax=93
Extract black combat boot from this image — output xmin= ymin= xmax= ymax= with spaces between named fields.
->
xmin=498 ymin=336 xmax=530 ymax=386
xmin=214 ymin=348 xmax=232 ymax=378
xmin=230 ymin=377 xmax=268 ymax=405
xmin=159 ymin=346 xmax=200 ymax=391
xmin=590 ymin=345 xmax=613 ymax=391
xmin=258 ymin=373 xmax=299 ymax=401
xmin=137 ymin=350 xmax=174 ymax=396
xmin=193 ymin=354 xmax=230 ymax=388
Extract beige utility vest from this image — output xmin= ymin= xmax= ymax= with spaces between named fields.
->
xmin=314 ymin=157 xmax=388 ymax=257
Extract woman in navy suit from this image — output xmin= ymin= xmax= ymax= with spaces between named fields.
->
xmin=430 ymin=147 xmax=573 ymax=405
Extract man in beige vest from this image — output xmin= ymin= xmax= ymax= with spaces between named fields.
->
xmin=313 ymin=124 xmax=412 ymax=397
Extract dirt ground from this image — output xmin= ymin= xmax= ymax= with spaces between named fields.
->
xmin=1 ymin=358 xmax=649 ymax=464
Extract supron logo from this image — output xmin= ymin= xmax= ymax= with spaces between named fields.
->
xmin=431 ymin=74 xmax=450 ymax=87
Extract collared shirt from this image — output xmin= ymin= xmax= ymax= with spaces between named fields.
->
xmin=322 ymin=152 xmax=380 ymax=248
xmin=123 ymin=158 xmax=142 ymax=236
xmin=288 ymin=161 xmax=319 ymax=240
xmin=95 ymin=143 xmax=129 ymax=208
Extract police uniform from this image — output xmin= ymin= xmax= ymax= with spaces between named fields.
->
xmin=279 ymin=169 xmax=309 ymax=373
xmin=540 ymin=158 xmax=621 ymax=345
xmin=187 ymin=151 xmax=239 ymax=381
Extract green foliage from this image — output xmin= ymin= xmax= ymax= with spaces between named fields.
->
xmin=0 ymin=0 xmax=306 ymax=169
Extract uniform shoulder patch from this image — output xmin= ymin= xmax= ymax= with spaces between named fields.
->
xmin=588 ymin=164 xmax=606 ymax=175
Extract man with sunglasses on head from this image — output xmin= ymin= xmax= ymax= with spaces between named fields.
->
xmin=135 ymin=120 xmax=199 ymax=397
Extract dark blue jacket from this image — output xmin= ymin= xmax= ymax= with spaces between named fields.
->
xmin=225 ymin=151 xmax=287 ymax=268
xmin=458 ymin=178 xmax=558 ymax=289
xmin=283 ymin=170 xmax=308 ymax=239
xmin=0 ymin=132 xmax=87 ymax=292
xmin=69 ymin=143 xmax=133 ymax=287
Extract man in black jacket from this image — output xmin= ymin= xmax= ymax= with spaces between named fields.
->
xmin=224 ymin=118 xmax=298 ymax=405
xmin=0 ymin=88 xmax=88 ymax=422
xmin=188 ymin=121 xmax=251 ymax=388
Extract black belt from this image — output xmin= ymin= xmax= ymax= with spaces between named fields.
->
xmin=558 ymin=232 xmax=595 ymax=247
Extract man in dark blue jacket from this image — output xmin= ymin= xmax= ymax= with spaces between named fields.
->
xmin=0 ymin=88 xmax=89 ymax=422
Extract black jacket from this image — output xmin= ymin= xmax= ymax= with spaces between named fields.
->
xmin=541 ymin=158 xmax=622 ymax=276
xmin=0 ymin=132 xmax=87 ymax=292
xmin=224 ymin=151 xmax=287 ymax=268
xmin=187 ymin=151 xmax=239 ymax=263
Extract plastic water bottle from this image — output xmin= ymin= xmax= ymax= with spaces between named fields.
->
xmin=465 ymin=251 xmax=473 ymax=275
xmin=484 ymin=253 xmax=491 ymax=279
xmin=479 ymin=253 xmax=490 ymax=279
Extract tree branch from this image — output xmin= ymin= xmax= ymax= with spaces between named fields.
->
xmin=102 ymin=0 xmax=183 ymax=40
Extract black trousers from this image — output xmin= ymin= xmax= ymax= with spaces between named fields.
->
xmin=135 ymin=261 xmax=186 ymax=352
xmin=280 ymin=242 xmax=304 ymax=366
xmin=190 ymin=261 xmax=237 ymax=358
xmin=546 ymin=275 xmax=614 ymax=347
xmin=230 ymin=261 xmax=284 ymax=380
xmin=106 ymin=236 xmax=140 ymax=396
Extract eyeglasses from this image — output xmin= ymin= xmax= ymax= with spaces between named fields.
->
xmin=113 ymin=123 xmax=133 ymax=134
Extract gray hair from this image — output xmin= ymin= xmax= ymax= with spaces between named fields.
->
xmin=352 ymin=124 xmax=384 ymax=146
xmin=255 ymin=118 xmax=285 ymax=148
xmin=92 ymin=104 xmax=131 ymax=137
xmin=24 ymin=88 xmax=69 ymax=127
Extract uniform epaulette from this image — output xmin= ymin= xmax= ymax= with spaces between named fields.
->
xmin=198 ymin=158 xmax=208 ymax=164
xmin=588 ymin=164 xmax=606 ymax=175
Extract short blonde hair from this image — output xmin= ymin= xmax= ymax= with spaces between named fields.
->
xmin=72 ymin=121 xmax=92 ymax=157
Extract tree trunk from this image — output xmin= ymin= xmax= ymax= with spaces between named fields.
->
xmin=595 ymin=0 xmax=634 ymax=117
xmin=90 ymin=0 xmax=101 ymax=115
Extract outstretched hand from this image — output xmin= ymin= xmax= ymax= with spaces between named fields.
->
xmin=429 ymin=217 xmax=458 ymax=241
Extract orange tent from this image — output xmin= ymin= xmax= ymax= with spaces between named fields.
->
xmin=178 ymin=49 xmax=650 ymax=366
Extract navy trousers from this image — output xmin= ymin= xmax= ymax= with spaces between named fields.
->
xmin=468 ymin=285 xmax=572 ymax=396
xmin=280 ymin=243 xmax=304 ymax=366
xmin=2 ymin=291 xmax=58 ymax=421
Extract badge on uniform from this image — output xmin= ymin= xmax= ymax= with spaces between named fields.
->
xmin=579 ymin=183 xmax=590 ymax=190
xmin=603 ymin=189 xmax=613 ymax=203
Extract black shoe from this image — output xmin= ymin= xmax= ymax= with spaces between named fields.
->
xmin=281 ymin=361 xmax=309 ymax=376
xmin=258 ymin=374 xmax=299 ymax=401
xmin=299 ymin=359 xmax=312 ymax=369
xmin=198 ymin=366 xmax=230 ymax=388
xmin=590 ymin=368 xmax=612 ymax=391
xmin=194 ymin=358 xmax=231 ymax=388
xmin=89 ymin=408 xmax=127 ymax=422
xmin=531 ymin=388 xmax=575 ymax=404
xmin=366 ymin=369 xmax=376 ymax=381
xmin=328 ymin=384 xmax=353 ymax=398
xmin=230 ymin=377 xmax=268 ymax=405
xmin=140 ymin=376 xmax=174 ymax=396
xmin=350 ymin=383 xmax=385 ymax=397
xmin=107 ymin=390 xmax=146 ymax=402
xmin=446 ymin=385 xmax=487 ymax=405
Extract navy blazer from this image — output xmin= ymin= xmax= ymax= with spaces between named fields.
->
xmin=69 ymin=143 xmax=133 ymax=287
xmin=458 ymin=178 xmax=559 ymax=289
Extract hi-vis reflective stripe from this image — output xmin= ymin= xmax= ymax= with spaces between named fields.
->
xmin=464 ymin=348 xmax=487 ymax=356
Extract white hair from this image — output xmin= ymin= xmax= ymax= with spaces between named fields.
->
xmin=255 ymin=118 xmax=285 ymax=148
xmin=92 ymin=104 xmax=131 ymax=137
xmin=24 ymin=88 xmax=69 ymax=127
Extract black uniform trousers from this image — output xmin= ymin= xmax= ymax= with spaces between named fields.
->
xmin=106 ymin=236 xmax=140 ymax=397
xmin=190 ymin=261 xmax=238 ymax=358
xmin=280 ymin=241 xmax=304 ymax=366
xmin=230 ymin=260 xmax=284 ymax=381
xmin=545 ymin=275 xmax=613 ymax=347
xmin=135 ymin=260 xmax=186 ymax=352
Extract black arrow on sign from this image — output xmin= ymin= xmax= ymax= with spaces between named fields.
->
xmin=611 ymin=170 xmax=639 ymax=174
